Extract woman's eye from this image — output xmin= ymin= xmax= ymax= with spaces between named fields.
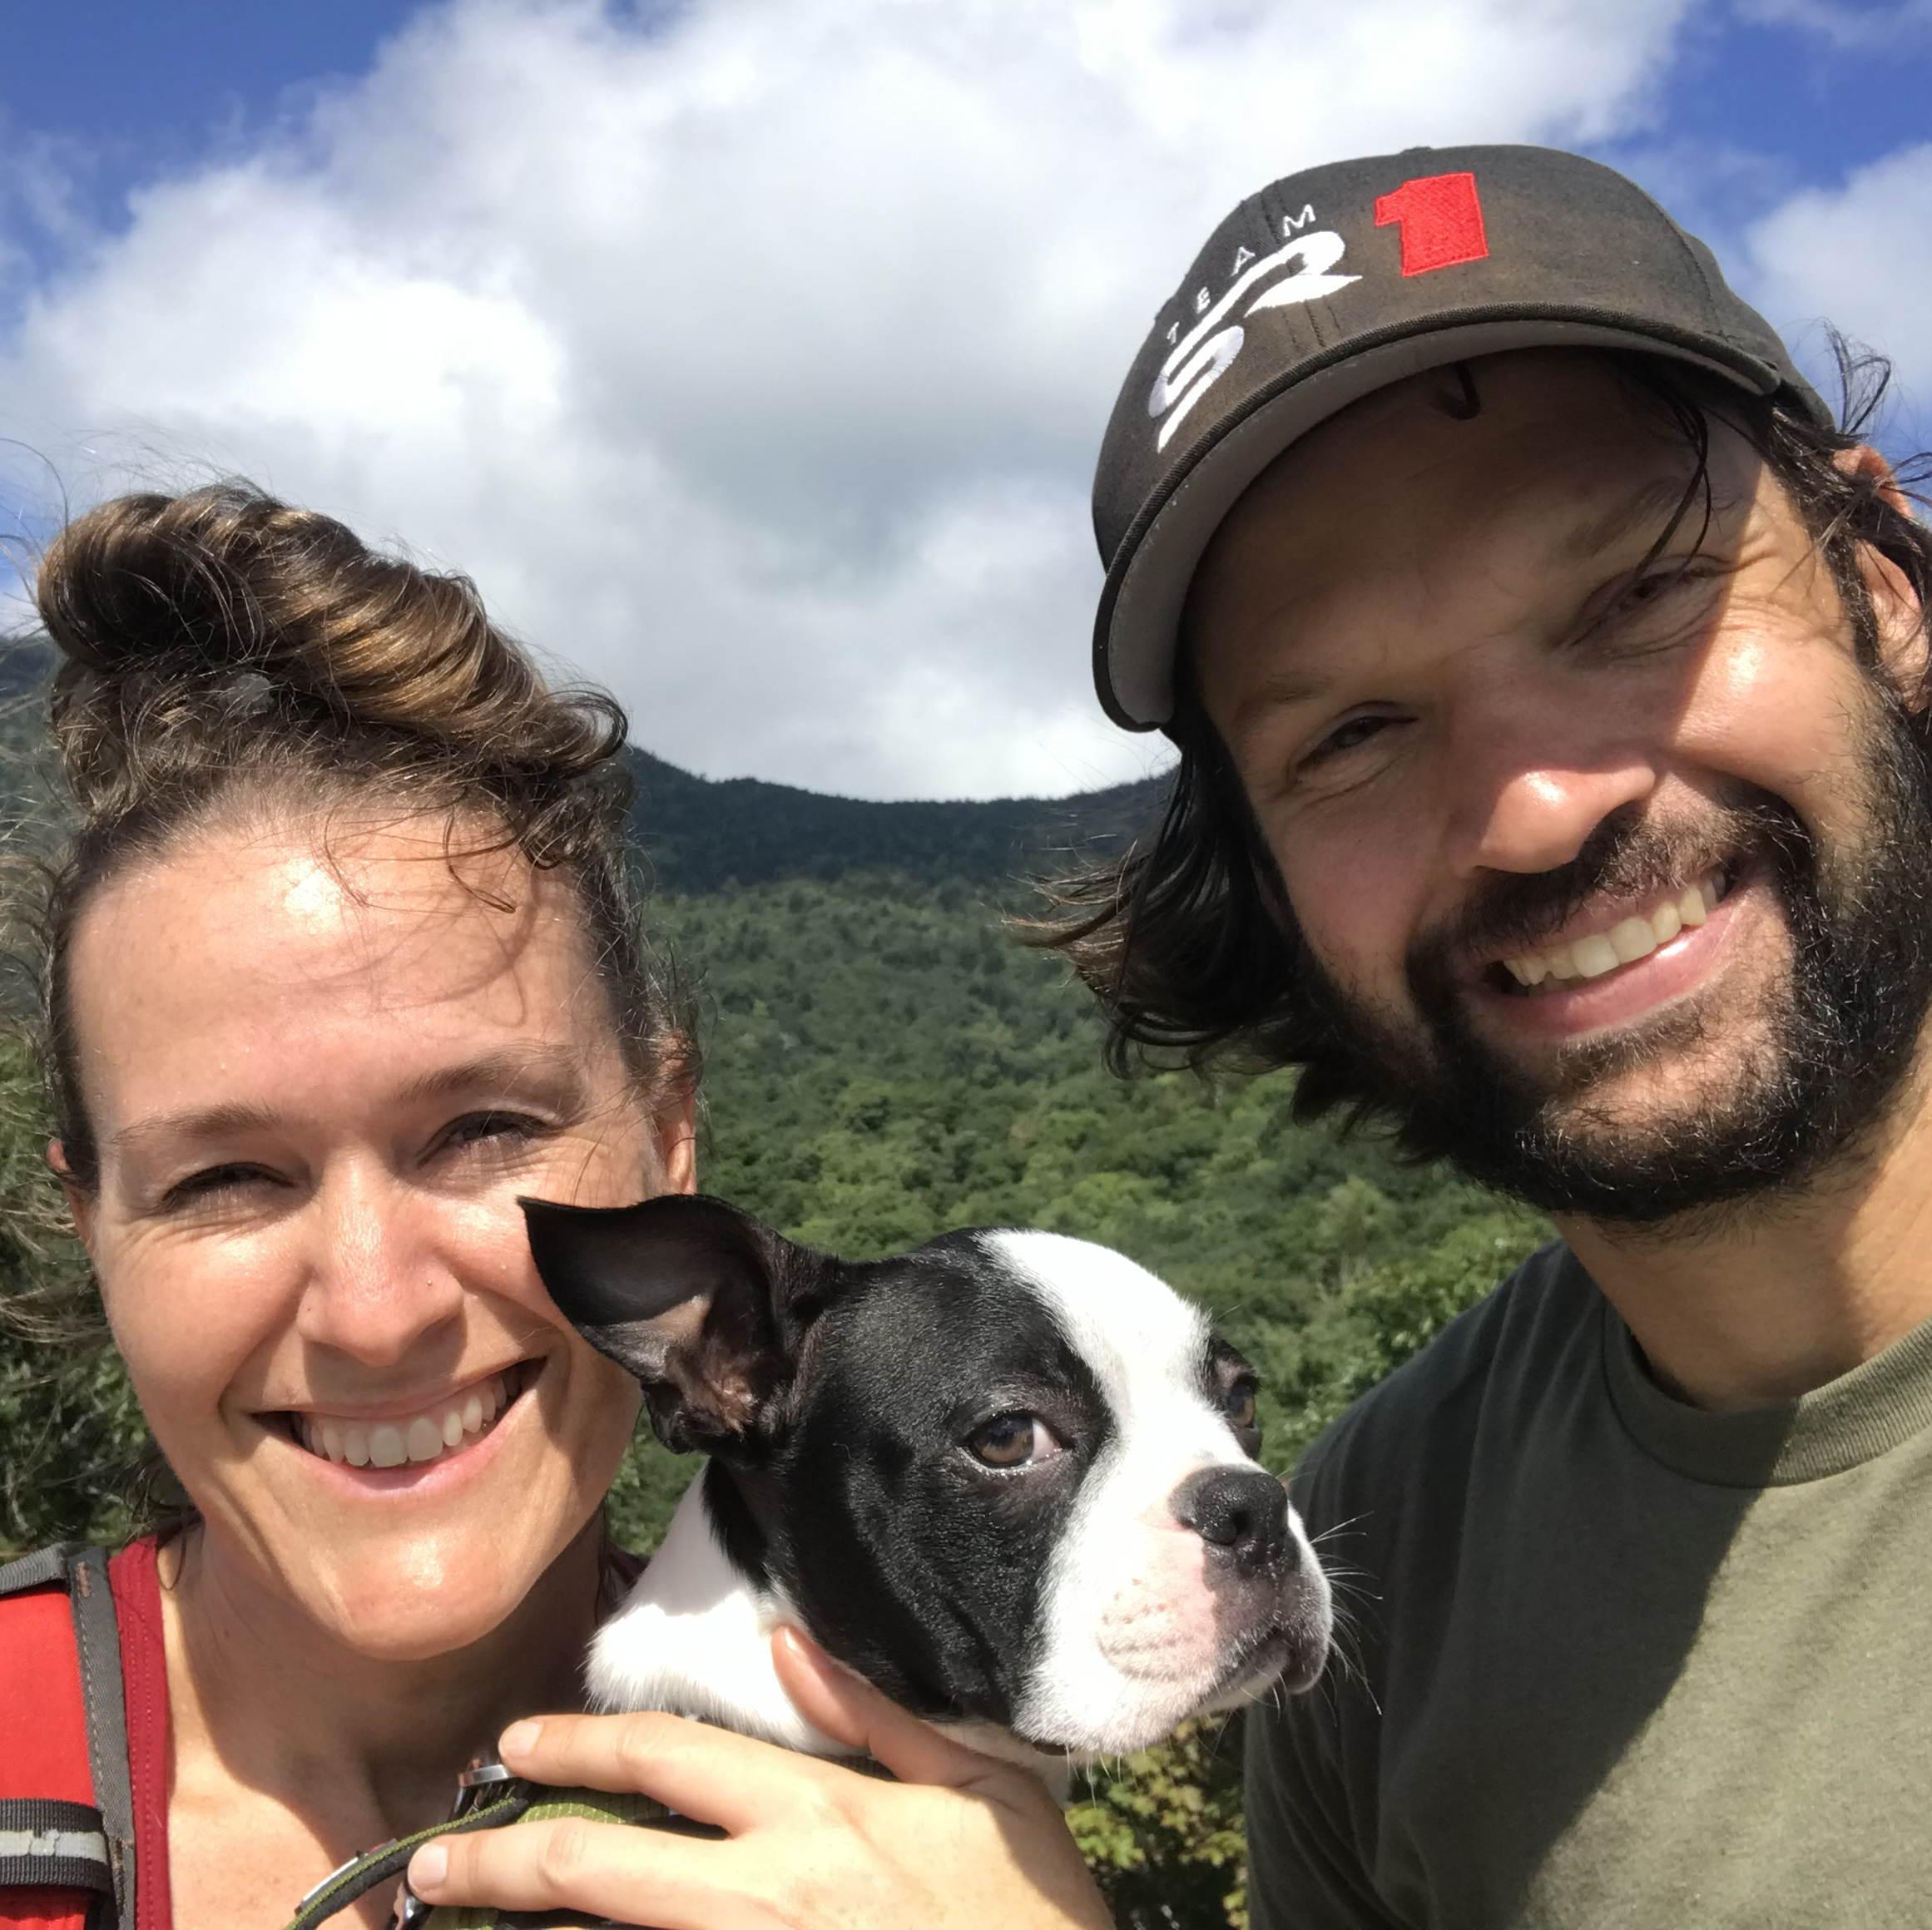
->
xmin=966 ymin=1413 xmax=1064 ymax=1469
xmin=161 ymin=1164 xmax=274 ymax=1210
xmin=438 ymin=1111 xmax=545 ymax=1156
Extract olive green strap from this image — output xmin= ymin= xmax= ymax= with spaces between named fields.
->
xmin=419 ymin=1789 xmax=686 ymax=1929
xmin=285 ymin=1784 xmax=676 ymax=1930
xmin=285 ymin=1789 xmax=533 ymax=1930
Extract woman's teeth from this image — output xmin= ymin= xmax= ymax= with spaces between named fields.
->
xmin=295 ymin=1370 xmax=516 ymax=1469
xmin=1502 ymin=873 xmax=1722 ymax=991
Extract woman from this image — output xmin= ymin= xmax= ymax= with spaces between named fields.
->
xmin=0 ymin=484 xmax=1108 ymax=1929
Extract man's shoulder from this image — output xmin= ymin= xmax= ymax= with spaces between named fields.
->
xmin=1295 ymin=1238 xmax=1599 ymax=1510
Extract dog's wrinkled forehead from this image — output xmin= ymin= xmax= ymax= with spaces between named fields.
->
xmin=812 ymin=1226 xmax=1220 ymax=1425
xmin=803 ymin=1231 xmax=1112 ymax=1422
xmin=523 ymin=1192 xmax=1236 ymax=1464
xmin=981 ymin=1229 xmax=1219 ymax=1413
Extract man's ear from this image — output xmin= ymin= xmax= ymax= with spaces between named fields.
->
xmin=1835 ymin=444 xmax=1928 ymax=700
xmin=520 ymin=1192 xmax=830 ymax=1454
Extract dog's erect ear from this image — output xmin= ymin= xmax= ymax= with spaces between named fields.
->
xmin=520 ymin=1192 xmax=832 ymax=1454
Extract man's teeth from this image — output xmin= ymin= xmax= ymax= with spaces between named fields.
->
xmin=1502 ymin=876 xmax=1721 ymax=989
xmin=295 ymin=1372 xmax=514 ymax=1470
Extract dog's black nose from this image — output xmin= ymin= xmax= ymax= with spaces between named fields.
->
xmin=1174 ymin=1467 xmax=1295 ymax=1576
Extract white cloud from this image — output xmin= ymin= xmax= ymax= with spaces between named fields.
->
xmin=0 ymin=0 xmax=1697 ymax=798
xmin=1733 ymin=0 xmax=1932 ymax=48
xmin=1741 ymin=142 xmax=1932 ymax=439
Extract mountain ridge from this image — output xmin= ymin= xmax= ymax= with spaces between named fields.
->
xmin=1 ymin=634 xmax=1171 ymax=893
xmin=627 ymin=746 xmax=1167 ymax=892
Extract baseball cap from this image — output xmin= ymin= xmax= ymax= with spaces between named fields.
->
xmin=1092 ymin=143 xmax=1832 ymax=732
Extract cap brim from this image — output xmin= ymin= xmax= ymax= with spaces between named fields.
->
xmin=1094 ymin=318 xmax=1781 ymax=732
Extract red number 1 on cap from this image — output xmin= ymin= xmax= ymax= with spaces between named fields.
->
xmin=1375 ymin=171 xmax=1489 ymax=276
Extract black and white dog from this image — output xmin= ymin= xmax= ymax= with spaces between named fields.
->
xmin=522 ymin=1194 xmax=1331 ymax=1783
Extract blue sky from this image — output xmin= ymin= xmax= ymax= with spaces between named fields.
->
xmin=0 ymin=4 xmax=414 ymax=240
xmin=0 ymin=1 xmax=1926 ymax=797
xmin=1640 ymin=4 xmax=1932 ymax=200
xmin=2 ymin=5 xmax=410 ymax=156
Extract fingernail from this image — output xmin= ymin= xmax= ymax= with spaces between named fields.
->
xmin=500 ymin=1718 xmax=542 ymax=1758
xmin=408 ymin=1843 xmax=448 ymax=1892
xmin=782 ymin=1626 xmax=834 ymax=1674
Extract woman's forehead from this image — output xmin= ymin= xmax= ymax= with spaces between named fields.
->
xmin=68 ymin=818 xmax=615 ymax=1110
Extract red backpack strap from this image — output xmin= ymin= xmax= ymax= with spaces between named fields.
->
xmin=0 ymin=1546 xmax=135 ymax=1930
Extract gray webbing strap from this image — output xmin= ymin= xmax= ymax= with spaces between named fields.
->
xmin=0 ymin=1542 xmax=131 ymax=1928
xmin=66 ymin=1547 xmax=136 ymax=1930
xmin=0 ymin=1796 xmax=113 ymax=1898
xmin=0 ymin=1542 xmax=77 ymax=1596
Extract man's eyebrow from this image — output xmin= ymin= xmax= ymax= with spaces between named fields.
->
xmin=1228 ymin=666 xmax=1335 ymax=736
xmin=1557 ymin=473 xmax=1709 ymax=565
xmin=108 ymin=1046 xmax=594 ymax=1158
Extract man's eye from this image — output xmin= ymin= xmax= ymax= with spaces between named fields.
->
xmin=1617 ymin=567 xmax=1692 ymax=610
xmin=1589 ymin=559 xmax=1721 ymax=639
xmin=1305 ymin=712 xmax=1392 ymax=766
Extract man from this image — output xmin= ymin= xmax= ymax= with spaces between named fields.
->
xmin=1048 ymin=144 xmax=1932 ymax=1926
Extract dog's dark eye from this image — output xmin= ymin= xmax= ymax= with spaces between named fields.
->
xmin=1224 ymin=1382 xmax=1259 ymax=1433
xmin=966 ymin=1412 xmax=1063 ymax=1469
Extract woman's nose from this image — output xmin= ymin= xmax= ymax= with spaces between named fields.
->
xmin=293 ymin=1168 xmax=464 ymax=1367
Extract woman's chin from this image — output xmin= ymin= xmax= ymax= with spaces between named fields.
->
xmin=196 ymin=1474 xmax=597 ymax=1666
xmin=287 ymin=1535 xmax=560 ymax=1664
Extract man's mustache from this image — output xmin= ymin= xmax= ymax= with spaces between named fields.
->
xmin=1407 ymin=789 xmax=1813 ymax=982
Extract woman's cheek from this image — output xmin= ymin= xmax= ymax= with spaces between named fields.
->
xmin=557 ymin=1343 xmax=643 ymax=1490
xmin=99 ymin=1236 xmax=282 ymax=1471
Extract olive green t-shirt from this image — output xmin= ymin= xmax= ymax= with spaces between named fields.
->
xmin=1246 ymin=1242 xmax=1932 ymax=1929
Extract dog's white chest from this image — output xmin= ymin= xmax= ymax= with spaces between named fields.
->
xmin=592 ymin=1478 xmax=840 ymax=1756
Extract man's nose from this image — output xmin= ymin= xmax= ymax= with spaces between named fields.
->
xmin=1444 ymin=704 xmax=1661 ymax=878
xmin=294 ymin=1168 xmax=463 ymax=1367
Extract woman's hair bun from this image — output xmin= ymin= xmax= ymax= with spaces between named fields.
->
xmin=37 ymin=482 xmax=627 ymax=823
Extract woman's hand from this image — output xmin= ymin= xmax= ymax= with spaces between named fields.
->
xmin=404 ymin=1627 xmax=1113 ymax=1929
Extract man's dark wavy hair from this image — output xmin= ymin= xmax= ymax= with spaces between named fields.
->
xmin=1031 ymin=336 xmax=1932 ymax=1139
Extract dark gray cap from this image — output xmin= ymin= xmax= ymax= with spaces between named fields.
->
xmin=1091 ymin=142 xmax=1831 ymax=731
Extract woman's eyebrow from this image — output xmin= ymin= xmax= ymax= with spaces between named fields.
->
xmin=107 ymin=1048 xmax=596 ymax=1158
xmin=109 ymin=1101 xmax=283 ymax=1159
xmin=393 ymin=1045 xmax=594 ymax=1111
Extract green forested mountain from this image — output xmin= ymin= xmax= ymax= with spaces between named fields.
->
xmin=627 ymin=747 xmax=1165 ymax=891
xmin=0 ymin=651 xmax=1543 ymax=1928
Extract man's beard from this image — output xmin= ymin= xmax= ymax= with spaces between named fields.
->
xmin=1295 ymin=691 xmax=1932 ymax=1225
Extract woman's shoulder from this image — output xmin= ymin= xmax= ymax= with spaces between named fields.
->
xmin=0 ymin=1539 xmax=166 ymax=1930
